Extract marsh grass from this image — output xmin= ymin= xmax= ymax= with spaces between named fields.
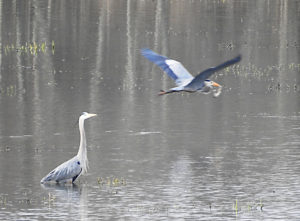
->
xmin=3 ymin=41 xmax=55 ymax=55
xmin=0 ymin=85 xmax=18 ymax=97
xmin=0 ymin=195 xmax=7 ymax=207
xmin=218 ymin=63 xmax=300 ymax=94
xmin=97 ymin=177 xmax=127 ymax=187
xmin=96 ymin=177 xmax=127 ymax=194
xmin=231 ymin=199 xmax=264 ymax=216
xmin=222 ymin=63 xmax=300 ymax=80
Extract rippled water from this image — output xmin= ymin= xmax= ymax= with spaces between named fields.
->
xmin=0 ymin=0 xmax=299 ymax=220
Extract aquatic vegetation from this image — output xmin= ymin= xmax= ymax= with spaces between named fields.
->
xmin=52 ymin=40 xmax=55 ymax=55
xmin=218 ymin=41 xmax=236 ymax=51
xmin=222 ymin=62 xmax=300 ymax=79
xmin=259 ymin=199 xmax=264 ymax=211
xmin=217 ymin=62 xmax=300 ymax=94
xmin=96 ymin=177 xmax=127 ymax=195
xmin=0 ymin=85 xmax=17 ymax=97
xmin=3 ymin=41 xmax=55 ymax=56
xmin=245 ymin=199 xmax=264 ymax=212
xmin=234 ymin=199 xmax=238 ymax=215
xmin=0 ymin=194 xmax=33 ymax=208
xmin=0 ymin=195 xmax=7 ymax=207
xmin=126 ymin=198 xmax=266 ymax=217
xmin=18 ymin=198 xmax=31 ymax=205
xmin=43 ymin=192 xmax=56 ymax=207
xmin=267 ymin=82 xmax=299 ymax=93
xmin=218 ymin=40 xmax=299 ymax=51
xmin=97 ymin=177 xmax=127 ymax=187
xmin=231 ymin=198 xmax=264 ymax=216
xmin=0 ymin=146 xmax=11 ymax=152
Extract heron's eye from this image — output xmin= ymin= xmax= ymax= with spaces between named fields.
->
xmin=77 ymin=161 xmax=80 ymax=165
xmin=82 ymin=112 xmax=87 ymax=116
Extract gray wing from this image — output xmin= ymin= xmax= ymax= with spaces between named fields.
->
xmin=185 ymin=55 xmax=241 ymax=90
xmin=41 ymin=156 xmax=82 ymax=183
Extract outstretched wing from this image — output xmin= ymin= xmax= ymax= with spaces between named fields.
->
xmin=186 ymin=55 xmax=241 ymax=90
xmin=41 ymin=157 xmax=82 ymax=183
xmin=141 ymin=48 xmax=194 ymax=86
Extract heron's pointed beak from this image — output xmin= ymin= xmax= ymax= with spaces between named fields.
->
xmin=158 ymin=90 xmax=167 ymax=96
xmin=88 ymin=113 xmax=97 ymax=118
xmin=212 ymin=81 xmax=221 ymax=87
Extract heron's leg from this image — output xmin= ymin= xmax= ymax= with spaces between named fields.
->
xmin=72 ymin=169 xmax=82 ymax=183
xmin=72 ymin=175 xmax=79 ymax=183
xmin=158 ymin=90 xmax=176 ymax=96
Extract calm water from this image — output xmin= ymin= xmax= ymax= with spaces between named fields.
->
xmin=0 ymin=0 xmax=299 ymax=220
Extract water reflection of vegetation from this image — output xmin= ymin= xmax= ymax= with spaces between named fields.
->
xmin=3 ymin=41 xmax=55 ymax=55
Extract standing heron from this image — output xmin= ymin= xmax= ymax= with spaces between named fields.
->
xmin=41 ymin=112 xmax=97 ymax=184
xmin=141 ymin=48 xmax=241 ymax=96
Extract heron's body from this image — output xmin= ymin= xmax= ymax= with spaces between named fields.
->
xmin=141 ymin=48 xmax=241 ymax=96
xmin=41 ymin=112 xmax=96 ymax=184
xmin=41 ymin=156 xmax=82 ymax=183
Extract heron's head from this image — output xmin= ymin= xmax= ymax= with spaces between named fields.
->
xmin=81 ymin=112 xmax=97 ymax=120
xmin=205 ymin=80 xmax=221 ymax=88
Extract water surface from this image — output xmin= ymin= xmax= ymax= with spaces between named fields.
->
xmin=0 ymin=0 xmax=299 ymax=220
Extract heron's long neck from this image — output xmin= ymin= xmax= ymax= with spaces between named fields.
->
xmin=77 ymin=118 xmax=88 ymax=173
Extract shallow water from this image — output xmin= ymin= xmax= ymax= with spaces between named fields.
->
xmin=0 ymin=0 xmax=299 ymax=220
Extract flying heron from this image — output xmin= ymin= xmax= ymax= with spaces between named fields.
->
xmin=40 ymin=112 xmax=97 ymax=184
xmin=141 ymin=48 xmax=241 ymax=96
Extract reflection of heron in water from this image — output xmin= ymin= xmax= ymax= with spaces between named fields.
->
xmin=41 ymin=182 xmax=80 ymax=192
xmin=41 ymin=182 xmax=88 ymax=220
xmin=141 ymin=48 xmax=241 ymax=97
xmin=41 ymin=112 xmax=97 ymax=184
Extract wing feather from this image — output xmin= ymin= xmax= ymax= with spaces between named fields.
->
xmin=41 ymin=157 xmax=82 ymax=183
xmin=186 ymin=55 xmax=241 ymax=90
xmin=141 ymin=48 xmax=194 ymax=85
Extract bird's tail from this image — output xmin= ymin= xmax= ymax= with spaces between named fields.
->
xmin=40 ymin=176 xmax=50 ymax=184
xmin=40 ymin=170 xmax=55 ymax=183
